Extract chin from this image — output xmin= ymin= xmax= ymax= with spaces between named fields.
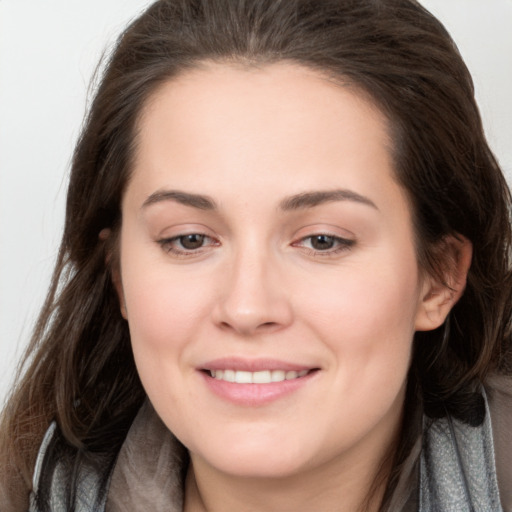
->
xmin=192 ymin=435 xmax=319 ymax=480
xmin=210 ymin=456 xmax=309 ymax=480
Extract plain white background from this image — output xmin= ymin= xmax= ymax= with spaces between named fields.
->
xmin=1 ymin=0 xmax=511 ymax=403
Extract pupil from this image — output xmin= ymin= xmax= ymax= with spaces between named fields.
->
xmin=312 ymin=235 xmax=334 ymax=250
xmin=181 ymin=234 xmax=205 ymax=250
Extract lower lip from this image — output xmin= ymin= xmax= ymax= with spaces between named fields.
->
xmin=200 ymin=371 xmax=318 ymax=406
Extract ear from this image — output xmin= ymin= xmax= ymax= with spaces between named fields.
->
xmin=100 ymin=228 xmax=128 ymax=319
xmin=415 ymin=234 xmax=472 ymax=331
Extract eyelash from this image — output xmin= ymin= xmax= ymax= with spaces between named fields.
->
xmin=157 ymin=234 xmax=219 ymax=257
xmin=157 ymin=233 xmax=355 ymax=258
xmin=292 ymin=234 xmax=355 ymax=257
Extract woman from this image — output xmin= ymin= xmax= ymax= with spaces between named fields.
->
xmin=1 ymin=0 xmax=511 ymax=511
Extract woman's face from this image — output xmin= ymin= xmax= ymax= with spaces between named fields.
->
xmin=118 ymin=63 xmax=436 ymax=480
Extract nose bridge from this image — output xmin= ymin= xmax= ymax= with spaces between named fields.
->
xmin=215 ymin=235 xmax=291 ymax=334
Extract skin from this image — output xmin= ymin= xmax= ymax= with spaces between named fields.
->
xmin=116 ymin=63 xmax=471 ymax=512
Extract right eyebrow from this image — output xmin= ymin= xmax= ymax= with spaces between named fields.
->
xmin=141 ymin=190 xmax=217 ymax=210
xmin=279 ymin=189 xmax=378 ymax=211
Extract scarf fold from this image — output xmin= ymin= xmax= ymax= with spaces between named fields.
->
xmin=419 ymin=388 xmax=502 ymax=511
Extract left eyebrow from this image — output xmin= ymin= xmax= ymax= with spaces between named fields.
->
xmin=142 ymin=190 xmax=217 ymax=210
xmin=279 ymin=189 xmax=378 ymax=211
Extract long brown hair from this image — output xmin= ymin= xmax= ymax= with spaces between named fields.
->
xmin=2 ymin=0 xmax=511 ymax=509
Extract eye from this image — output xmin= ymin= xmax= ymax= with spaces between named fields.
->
xmin=308 ymin=234 xmax=337 ymax=251
xmin=293 ymin=233 xmax=355 ymax=256
xmin=178 ymin=234 xmax=207 ymax=250
xmin=157 ymin=233 xmax=218 ymax=256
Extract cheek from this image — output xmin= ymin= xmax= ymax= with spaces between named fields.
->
xmin=119 ymin=234 xmax=216 ymax=361
xmin=301 ymin=258 xmax=420 ymax=338
xmin=296 ymin=248 xmax=421 ymax=384
xmin=121 ymin=265 xmax=213 ymax=409
xmin=298 ymin=258 xmax=419 ymax=437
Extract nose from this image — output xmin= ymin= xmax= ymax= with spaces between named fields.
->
xmin=213 ymin=246 xmax=293 ymax=336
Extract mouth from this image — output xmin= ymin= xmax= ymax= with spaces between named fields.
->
xmin=205 ymin=368 xmax=314 ymax=384
xmin=198 ymin=358 xmax=320 ymax=405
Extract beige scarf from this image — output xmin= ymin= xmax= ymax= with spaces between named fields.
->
xmin=29 ymin=375 xmax=512 ymax=511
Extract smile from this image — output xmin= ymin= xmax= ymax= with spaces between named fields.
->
xmin=209 ymin=369 xmax=310 ymax=383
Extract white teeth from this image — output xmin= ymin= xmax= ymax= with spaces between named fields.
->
xmin=235 ymin=371 xmax=252 ymax=384
xmin=210 ymin=369 xmax=309 ymax=383
xmin=271 ymin=370 xmax=285 ymax=382
xmin=253 ymin=370 xmax=271 ymax=383
xmin=223 ymin=369 xmax=235 ymax=382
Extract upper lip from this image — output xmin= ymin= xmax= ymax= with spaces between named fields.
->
xmin=200 ymin=357 xmax=317 ymax=372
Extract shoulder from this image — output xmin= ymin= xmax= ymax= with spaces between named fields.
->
xmin=486 ymin=373 xmax=512 ymax=511
xmin=419 ymin=379 xmax=512 ymax=511
xmin=29 ymin=423 xmax=108 ymax=512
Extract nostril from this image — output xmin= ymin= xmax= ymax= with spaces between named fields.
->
xmin=219 ymin=321 xmax=232 ymax=330
xmin=220 ymin=321 xmax=276 ymax=328
xmin=217 ymin=320 xmax=280 ymax=334
xmin=260 ymin=322 xmax=278 ymax=329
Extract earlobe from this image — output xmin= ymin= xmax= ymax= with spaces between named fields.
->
xmin=415 ymin=234 xmax=472 ymax=332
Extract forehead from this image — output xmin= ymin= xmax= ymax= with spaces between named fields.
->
xmin=137 ymin=61 xmax=390 ymax=151
xmin=128 ymin=62 xmax=403 ymax=215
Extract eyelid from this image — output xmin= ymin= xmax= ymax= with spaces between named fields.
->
xmin=290 ymin=228 xmax=356 ymax=257
xmin=157 ymin=232 xmax=220 ymax=257
xmin=294 ymin=234 xmax=354 ymax=249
